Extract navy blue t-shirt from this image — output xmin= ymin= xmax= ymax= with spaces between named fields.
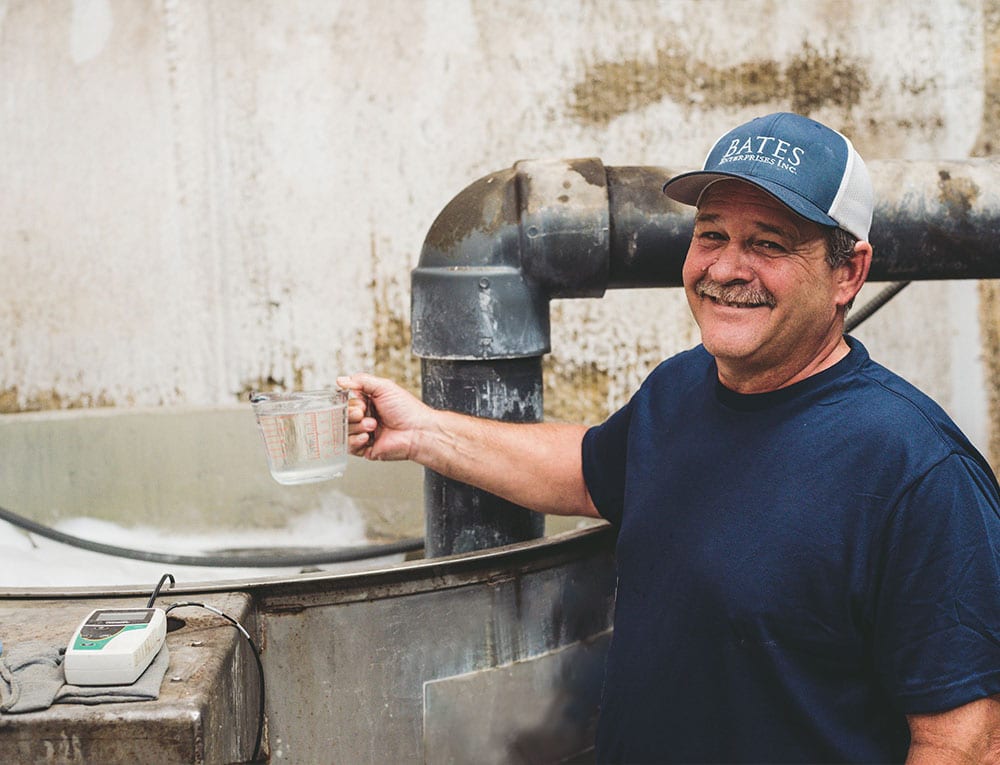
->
xmin=582 ymin=337 xmax=1000 ymax=763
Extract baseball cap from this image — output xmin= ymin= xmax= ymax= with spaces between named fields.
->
xmin=663 ymin=112 xmax=873 ymax=240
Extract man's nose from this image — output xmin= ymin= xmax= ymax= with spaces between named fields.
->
xmin=706 ymin=242 xmax=755 ymax=282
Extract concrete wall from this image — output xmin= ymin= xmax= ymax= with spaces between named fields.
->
xmin=1 ymin=0 xmax=998 ymax=465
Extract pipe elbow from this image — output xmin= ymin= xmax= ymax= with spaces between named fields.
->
xmin=411 ymin=165 xmax=547 ymax=360
xmin=411 ymin=159 xmax=613 ymax=360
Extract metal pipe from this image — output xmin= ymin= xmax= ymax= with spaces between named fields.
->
xmin=867 ymin=159 xmax=1000 ymax=280
xmin=421 ymin=358 xmax=545 ymax=558
xmin=412 ymin=156 xmax=1000 ymax=555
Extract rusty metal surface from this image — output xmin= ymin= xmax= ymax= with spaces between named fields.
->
xmin=423 ymin=630 xmax=611 ymax=764
xmin=253 ymin=525 xmax=616 ymax=764
xmin=1 ymin=526 xmax=617 ymax=763
xmin=518 ymin=158 xmax=611 ymax=299
xmin=867 ymin=158 xmax=1000 ymax=280
xmin=0 ymin=593 xmax=259 ymax=764
xmin=421 ymin=357 xmax=546 ymax=557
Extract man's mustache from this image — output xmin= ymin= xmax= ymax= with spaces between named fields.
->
xmin=694 ymin=279 xmax=777 ymax=308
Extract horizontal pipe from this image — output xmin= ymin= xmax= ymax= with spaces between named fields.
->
xmin=866 ymin=158 xmax=1000 ymax=280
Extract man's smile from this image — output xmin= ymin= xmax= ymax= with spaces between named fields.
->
xmin=695 ymin=279 xmax=777 ymax=310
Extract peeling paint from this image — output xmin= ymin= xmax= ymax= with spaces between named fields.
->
xmin=972 ymin=0 xmax=1000 ymax=158
xmin=783 ymin=43 xmax=869 ymax=114
xmin=569 ymin=41 xmax=870 ymax=127
xmin=0 ymin=388 xmax=20 ymax=413
xmin=235 ymin=352 xmax=312 ymax=401
xmin=373 ymin=303 xmax=420 ymax=394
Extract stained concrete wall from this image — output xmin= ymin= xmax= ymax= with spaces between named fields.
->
xmin=1 ymin=0 xmax=998 ymax=465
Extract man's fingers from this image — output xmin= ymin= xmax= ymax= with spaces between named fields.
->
xmin=337 ymin=373 xmax=381 ymax=396
xmin=347 ymin=431 xmax=374 ymax=453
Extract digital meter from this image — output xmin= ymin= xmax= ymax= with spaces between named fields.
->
xmin=63 ymin=607 xmax=166 ymax=686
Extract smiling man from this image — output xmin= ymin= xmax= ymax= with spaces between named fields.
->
xmin=339 ymin=113 xmax=1000 ymax=763
xmin=683 ymin=179 xmax=864 ymax=392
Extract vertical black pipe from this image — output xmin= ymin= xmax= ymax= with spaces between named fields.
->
xmin=421 ymin=357 xmax=546 ymax=557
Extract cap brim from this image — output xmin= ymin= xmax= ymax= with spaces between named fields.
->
xmin=663 ymin=171 xmax=839 ymax=230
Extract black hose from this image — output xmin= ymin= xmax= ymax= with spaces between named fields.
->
xmin=0 ymin=503 xmax=423 ymax=568
xmin=846 ymin=281 xmax=911 ymax=333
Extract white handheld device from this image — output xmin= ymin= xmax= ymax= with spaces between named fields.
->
xmin=63 ymin=607 xmax=167 ymax=686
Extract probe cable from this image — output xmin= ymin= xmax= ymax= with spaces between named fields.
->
xmin=146 ymin=574 xmax=266 ymax=764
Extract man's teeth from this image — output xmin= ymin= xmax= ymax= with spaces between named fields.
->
xmin=711 ymin=296 xmax=761 ymax=307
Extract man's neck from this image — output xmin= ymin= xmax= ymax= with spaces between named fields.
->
xmin=716 ymin=336 xmax=852 ymax=394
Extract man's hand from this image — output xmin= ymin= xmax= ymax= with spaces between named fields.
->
xmin=337 ymin=373 xmax=431 ymax=462
xmin=337 ymin=372 xmax=600 ymax=518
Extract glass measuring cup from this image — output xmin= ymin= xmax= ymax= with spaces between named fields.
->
xmin=250 ymin=389 xmax=350 ymax=485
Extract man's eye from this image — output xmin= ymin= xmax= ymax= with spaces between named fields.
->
xmin=754 ymin=239 xmax=786 ymax=252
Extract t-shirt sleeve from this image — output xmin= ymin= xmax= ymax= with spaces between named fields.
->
xmin=872 ymin=452 xmax=1000 ymax=713
xmin=581 ymin=400 xmax=634 ymax=527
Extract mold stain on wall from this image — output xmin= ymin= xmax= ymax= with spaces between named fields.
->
xmin=373 ymin=296 xmax=420 ymax=395
xmin=235 ymin=350 xmax=311 ymax=402
xmin=370 ymin=234 xmax=421 ymax=396
xmin=0 ymin=386 xmax=117 ymax=414
xmin=569 ymin=41 xmax=869 ymax=127
xmin=981 ymin=283 xmax=1000 ymax=471
xmin=975 ymin=0 xmax=1000 ymax=471
xmin=543 ymin=358 xmax=610 ymax=425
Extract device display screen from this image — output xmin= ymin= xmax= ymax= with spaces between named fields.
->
xmin=90 ymin=610 xmax=153 ymax=624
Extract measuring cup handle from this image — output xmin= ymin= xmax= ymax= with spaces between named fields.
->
xmin=363 ymin=394 xmax=378 ymax=448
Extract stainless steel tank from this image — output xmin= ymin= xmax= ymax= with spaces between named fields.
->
xmin=0 ymin=406 xmax=615 ymax=763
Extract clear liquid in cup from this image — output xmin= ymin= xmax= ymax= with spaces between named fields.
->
xmin=251 ymin=390 xmax=349 ymax=485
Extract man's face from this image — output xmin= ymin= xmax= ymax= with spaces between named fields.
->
xmin=682 ymin=179 xmax=855 ymax=392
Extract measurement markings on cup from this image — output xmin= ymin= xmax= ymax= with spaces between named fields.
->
xmin=260 ymin=415 xmax=290 ymax=461
xmin=250 ymin=389 xmax=350 ymax=485
xmin=307 ymin=411 xmax=323 ymax=460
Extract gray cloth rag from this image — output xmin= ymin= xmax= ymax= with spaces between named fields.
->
xmin=0 ymin=639 xmax=169 ymax=714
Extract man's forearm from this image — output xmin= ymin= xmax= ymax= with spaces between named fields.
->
xmin=906 ymin=696 xmax=1000 ymax=765
xmin=413 ymin=410 xmax=600 ymax=518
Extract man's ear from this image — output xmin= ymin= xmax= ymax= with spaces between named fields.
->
xmin=836 ymin=240 xmax=872 ymax=309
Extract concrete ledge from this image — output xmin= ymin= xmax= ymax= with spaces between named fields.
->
xmin=0 ymin=592 xmax=260 ymax=764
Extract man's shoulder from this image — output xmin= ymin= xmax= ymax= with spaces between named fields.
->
xmin=843 ymin=346 xmax=992 ymax=477
xmin=851 ymin=351 xmax=955 ymax=431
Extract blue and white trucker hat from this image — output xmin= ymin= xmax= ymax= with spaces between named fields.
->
xmin=663 ymin=112 xmax=873 ymax=241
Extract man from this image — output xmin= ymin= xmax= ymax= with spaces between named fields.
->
xmin=339 ymin=113 xmax=1000 ymax=762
